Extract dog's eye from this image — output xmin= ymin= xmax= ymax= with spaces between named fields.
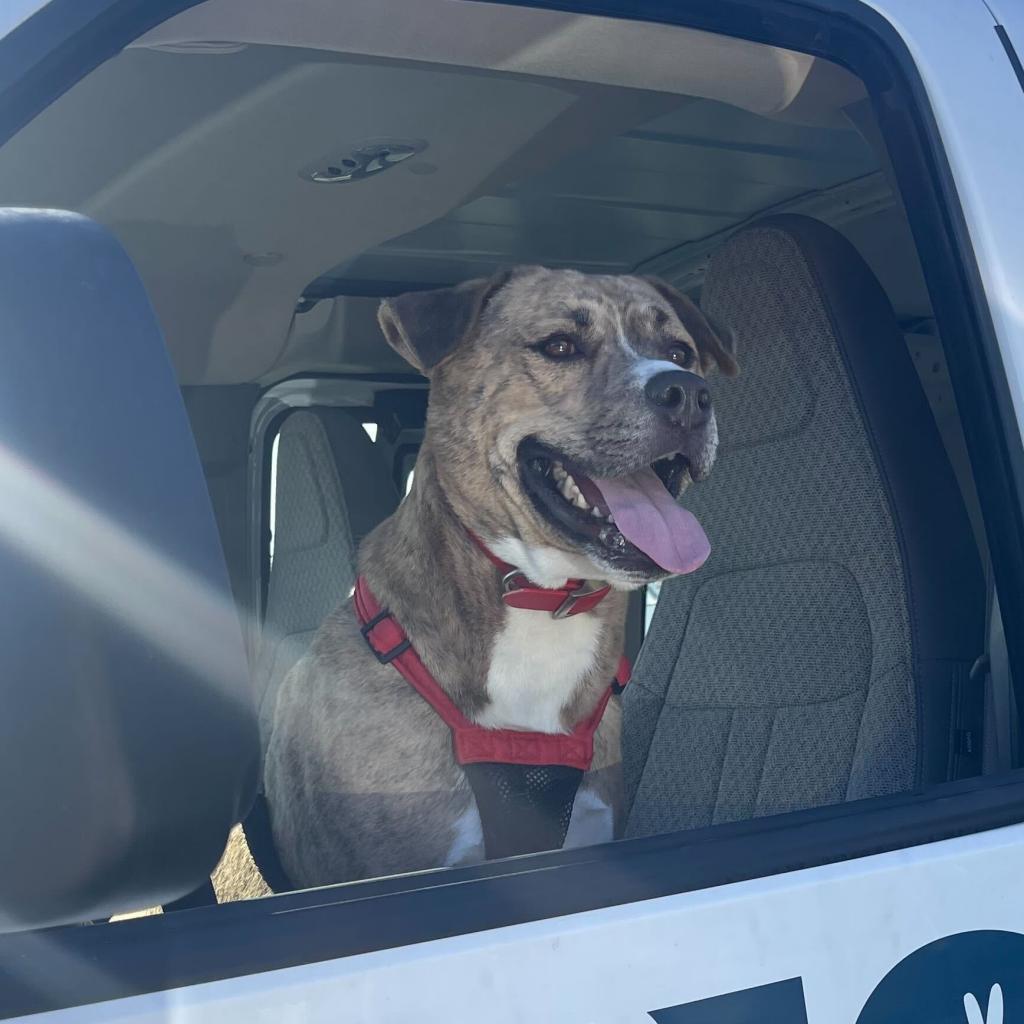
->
xmin=540 ymin=335 xmax=578 ymax=359
xmin=668 ymin=345 xmax=695 ymax=368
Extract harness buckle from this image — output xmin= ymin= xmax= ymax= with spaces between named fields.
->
xmin=552 ymin=581 xmax=609 ymax=619
xmin=360 ymin=607 xmax=412 ymax=664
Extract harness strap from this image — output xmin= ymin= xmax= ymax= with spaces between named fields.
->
xmin=466 ymin=530 xmax=612 ymax=618
xmin=355 ymin=575 xmax=629 ymax=771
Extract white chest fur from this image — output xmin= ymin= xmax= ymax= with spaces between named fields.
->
xmin=478 ymin=537 xmax=606 ymax=734
xmin=476 ymin=603 xmax=603 ymax=733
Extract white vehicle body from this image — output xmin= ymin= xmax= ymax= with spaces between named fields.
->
xmin=20 ymin=823 xmax=1024 ymax=1023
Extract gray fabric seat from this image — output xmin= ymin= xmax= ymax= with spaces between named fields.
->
xmin=256 ymin=409 xmax=400 ymax=737
xmin=624 ymin=215 xmax=984 ymax=838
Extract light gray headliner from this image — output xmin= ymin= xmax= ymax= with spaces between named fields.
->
xmin=0 ymin=0 xmax=921 ymax=387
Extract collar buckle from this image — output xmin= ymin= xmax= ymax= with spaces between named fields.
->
xmin=502 ymin=569 xmax=609 ymax=618
xmin=551 ymin=581 xmax=610 ymax=619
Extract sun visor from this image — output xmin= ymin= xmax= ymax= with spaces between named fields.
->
xmin=132 ymin=0 xmax=858 ymax=119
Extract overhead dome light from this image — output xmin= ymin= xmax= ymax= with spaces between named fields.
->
xmin=300 ymin=139 xmax=427 ymax=184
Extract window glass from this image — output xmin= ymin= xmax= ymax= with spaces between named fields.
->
xmin=0 ymin=0 xmax=1001 ymax=919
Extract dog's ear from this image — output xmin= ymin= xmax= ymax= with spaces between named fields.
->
xmin=642 ymin=276 xmax=739 ymax=377
xmin=378 ymin=272 xmax=510 ymax=375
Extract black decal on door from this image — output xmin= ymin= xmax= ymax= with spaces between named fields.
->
xmin=649 ymin=977 xmax=808 ymax=1022
xmin=857 ymin=930 xmax=1024 ymax=1024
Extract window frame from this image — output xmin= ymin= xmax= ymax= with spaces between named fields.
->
xmin=2 ymin=0 xmax=1024 ymax=1015
xmin=247 ymin=376 xmax=427 ymax=637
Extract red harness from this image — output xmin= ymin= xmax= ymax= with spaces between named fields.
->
xmin=354 ymin=538 xmax=629 ymax=773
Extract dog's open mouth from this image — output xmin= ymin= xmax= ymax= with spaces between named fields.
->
xmin=518 ymin=439 xmax=710 ymax=575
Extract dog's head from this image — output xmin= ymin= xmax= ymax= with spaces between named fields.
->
xmin=378 ymin=266 xmax=737 ymax=587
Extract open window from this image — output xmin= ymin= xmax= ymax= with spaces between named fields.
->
xmin=1 ymin=0 xmax=1023 ymax=1015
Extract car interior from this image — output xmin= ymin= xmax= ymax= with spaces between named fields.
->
xmin=0 ymin=0 xmax=1008 ymax=931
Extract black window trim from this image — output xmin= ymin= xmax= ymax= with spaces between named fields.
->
xmin=3 ymin=0 xmax=1024 ymax=1016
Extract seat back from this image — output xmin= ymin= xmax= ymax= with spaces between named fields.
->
xmin=256 ymin=408 xmax=400 ymax=736
xmin=624 ymin=215 xmax=984 ymax=837
xmin=0 ymin=209 xmax=258 ymax=930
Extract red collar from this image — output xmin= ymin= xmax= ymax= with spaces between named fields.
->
xmin=466 ymin=530 xmax=612 ymax=618
xmin=353 ymin=573 xmax=629 ymax=771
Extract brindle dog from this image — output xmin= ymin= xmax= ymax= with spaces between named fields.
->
xmin=233 ymin=266 xmax=736 ymax=892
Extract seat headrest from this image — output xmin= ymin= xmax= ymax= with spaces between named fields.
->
xmin=0 ymin=209 xmax=258 ymax=931
xmin=699 ymin=213 xmax=980 ymax=657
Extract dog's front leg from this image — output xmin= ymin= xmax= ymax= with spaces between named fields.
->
xmin=563 ymin=765 xmax=622 ymax=849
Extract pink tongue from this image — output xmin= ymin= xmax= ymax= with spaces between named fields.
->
xmin=592 ymin=467 xmax=710 ymax=574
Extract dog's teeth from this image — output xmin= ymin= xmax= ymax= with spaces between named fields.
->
xmin=591 ymin=506 xmax=603 ymax=518
xmin=556 ymin=468 xmax=595 ymax=513
xmin=559 ymin=476 xmax=581 ymax=500
xmin=606 ymin=514 xmax=614 ymax=524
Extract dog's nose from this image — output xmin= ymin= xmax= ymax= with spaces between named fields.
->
xmin=645 ymin=369 xmax=712 ymax=426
